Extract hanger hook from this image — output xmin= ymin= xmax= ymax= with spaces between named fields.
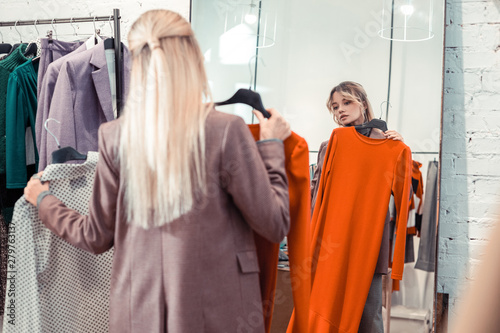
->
xmin=33 ymin=19 xmax=39 ymax=36
xmin=0 ymin=30 xmax=3 ymax=43
xmin=14 ymin=21 xmax=22 ymax=42
xmin=247 ymin=55 xmax=267 ymax=89
xmin=380 ymin=101 xmax=392 ymax=119
xmin=51 ymin=19 xmax=58 ymax=39
xmin=108 ymin=15 xmax=113 ymax=35
xmin=44 ymin=118 xmax=61 ymax=149
xmin=70 ymin=18 xmax=77 ymax=36
xmin=93 ymin=16 xmax=97 ymax=35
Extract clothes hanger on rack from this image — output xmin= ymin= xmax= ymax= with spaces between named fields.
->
xmin=214 ymin=55 xmax=271 ymax=118
xmin=46 ymin=19 xmax=58 ymax=44
xmin=0 ymin=30 xmax=12 ymax=55
xmin=104 ymin=15 xmax=115 ymax=50
xmin=45 ymin=118 xmax=87 ymax=164
xmin=23 ymin=20 xmax=39 ymax=58
xmin=6 ymin=21 xmax=23 ymax=56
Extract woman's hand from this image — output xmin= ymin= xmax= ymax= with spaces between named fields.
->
xmin=253 ymin=108 xmax=291 ymax=141
xmin=24 ymin=172 xmax=50 ymax=207
xmin=384 ymin=130 xmax=404 ymax=142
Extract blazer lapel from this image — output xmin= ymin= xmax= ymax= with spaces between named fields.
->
xmin=90 ymin=42 xmax=115 ymax=122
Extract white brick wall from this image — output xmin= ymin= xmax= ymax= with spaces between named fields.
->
xmin=440 ymin=0 xmax=500 ymax=328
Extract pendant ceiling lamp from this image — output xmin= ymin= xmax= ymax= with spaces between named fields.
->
xmin=379 ymin=0 xmax=434 ymax=41
xmin=222 ymin=0 xmax=276 ymax=48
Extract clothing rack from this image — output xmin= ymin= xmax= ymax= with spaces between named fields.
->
xmin=412 ymin=152 xmax=439 ymax=154
xmin=0 ymin=8 xmax=123 ymax=116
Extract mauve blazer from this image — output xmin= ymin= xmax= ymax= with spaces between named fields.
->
xmin=38 ymin=110 xmax=291 ymax=333
xmin=36 ymin=42 xmax=88 ymax=170
xmin=40 ymin=41 xmax=130 ymax=170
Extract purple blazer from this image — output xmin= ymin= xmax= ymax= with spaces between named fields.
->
xmin=38 ymin=110 xmax=290 ymax=332
xmin=36 ymin=43 xmax=88 ymax=169
xmin=40 ymin=42 xmax=130 ymax=170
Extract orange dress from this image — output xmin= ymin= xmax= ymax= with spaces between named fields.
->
xmin=308 ymin=126 xmax=412 ymax=332
xmin=248 ymin=125 xmax=311 ymax=333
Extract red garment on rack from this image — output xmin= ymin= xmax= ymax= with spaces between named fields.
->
xmin=308 ymin=127 xmax=412 ymax=332
xmin=412 ymin=160 xmax=424 ymax=211
xmin=407 ymin=160 xmax=424 ymax=235
xmin=248 ymin=125 xmax=311 ymax=333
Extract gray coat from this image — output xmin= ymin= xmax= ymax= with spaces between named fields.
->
xmin=38 ymin=110 xmax=290 ymax=332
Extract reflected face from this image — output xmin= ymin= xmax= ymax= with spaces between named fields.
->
xmin=331 ymin=92 xmax=365 ymax=126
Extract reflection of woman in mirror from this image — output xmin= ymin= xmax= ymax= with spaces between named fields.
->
xmin=328 ymin=81 xmax=402 ymax=141
xmin=310 ymin=81 xmax=403 ymax=333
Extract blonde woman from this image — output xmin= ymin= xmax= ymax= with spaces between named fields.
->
xmin=25 ymin=9 xmax=291 ymax=333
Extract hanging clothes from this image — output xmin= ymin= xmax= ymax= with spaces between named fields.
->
xmin=37 ymin=38 xmax=84 ymax=99
xmin=0 ymin=44 xmax=29 ymax=174
xmin=411 ymin=160 xmax=425 ymax=235
xmin=415 ymin=161 xmax=438 ymax=272
xmin=36 ymin=42 xmax=88 ymax=168
xmin=36 ymin=42 xmax=87 ymax=159
xmin=5 ymin=58 xmax=39 ymax=188
xmin=38 ymin=42 xmax=131 ymax=171
xmin=247 ymin=125 xmax=311 ymax=333
xmin=307 ymin=126 xmax=412 ymax=333
xmin=0 ymin=213 xmax=7 ymax=317
xmin=403 ymin=160 xmax=424 ymax=263
xmin=0 ymin=44 xmax=30 ymax=224
xmin=2 ymin=152 xmax=114 ymax=333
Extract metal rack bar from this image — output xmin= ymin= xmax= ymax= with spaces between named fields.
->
xmin=113 ymin=8 xmax=123 ymax=117
xmin=0 ymin=16 xmax=116 ymax=27
xmin=0 ymin=9 xmax=123 ymax=117
xmin=412 ymin=152 xmax=439 ymax=154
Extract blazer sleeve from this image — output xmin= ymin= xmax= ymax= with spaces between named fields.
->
xmin=390 ymin=146 xmax=412 ymax=280
xmin=222 ymin=117 xmax=290 ymax=243
xmin=38 ymin=124 xmax=118 ymax=254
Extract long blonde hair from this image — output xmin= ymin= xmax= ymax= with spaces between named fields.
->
xmin=326 ymin=81 xmax=374 ymax=126
xmin=120 ymin=10 xmax=212 ymax=229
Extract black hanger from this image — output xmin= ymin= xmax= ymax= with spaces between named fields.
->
xmin=354 ymin=118 xmax=388 ymax=132
xmin=214 ymin=89 xmax=271 ymax=118
xmin=104 ymin=37 xmax=114 ymax=50
xmin=51 ymin=147 xmax=87 ymax=164
xmin=0 ymin=30 xmax=11 ymax=54
xmin=44 ymin=118 xmax=87 ymax=164
xmin=0 ymin=43 xmax=12 ymax=55
xmin=24 ymin=42 xmax=37 ymax=58
xmin=6 ymin=43 xmax=22 ymax=56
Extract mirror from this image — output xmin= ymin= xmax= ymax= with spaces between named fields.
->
xmin=191 ymin=0 xmax=444 ymax=332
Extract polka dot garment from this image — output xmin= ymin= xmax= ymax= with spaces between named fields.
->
xmin=2 ymin=152 xmax=113 ymax=333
